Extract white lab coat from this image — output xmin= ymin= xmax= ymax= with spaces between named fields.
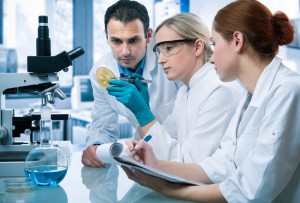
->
xmin=200 ymin=57 xmax=300 ymax=202
xmin=86 ymin=40 xmax=179 ymax=146
xmin=147 ymin=62 xmax=240 ymax=162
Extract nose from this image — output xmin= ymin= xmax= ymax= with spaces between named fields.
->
xmin=157 ymin=53 xmax=166 ymax=64
xmin=209 ymin=53 xmax=214 ymax=64
xmin=121 ymin=43 xmax=130 ymax=56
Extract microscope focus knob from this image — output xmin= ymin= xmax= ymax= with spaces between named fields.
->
xmin=0 ymin=126 xmax=8 ymax=139
xmin=24 ymin=129 xmax=32 ymax=136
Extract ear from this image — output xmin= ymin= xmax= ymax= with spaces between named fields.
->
xmin=232 ymin=31 xmax=244 ymax=53
xmin=194 ymin=39 xmax=204 ymax=56
xmin=146 ymin=28 xmax=153 ymax=43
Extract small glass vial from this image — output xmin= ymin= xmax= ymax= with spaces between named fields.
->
xmin=24 ymin=106 xmax=68 ymax=187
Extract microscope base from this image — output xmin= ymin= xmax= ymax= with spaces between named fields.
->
xmin=0 ymin=161 xmax=27 ymax=177
xmin=0 ymin=145 xmax=37 ymax=177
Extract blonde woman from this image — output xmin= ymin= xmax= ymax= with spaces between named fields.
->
xmin=107 ymin=13 xmax=239 ymax=163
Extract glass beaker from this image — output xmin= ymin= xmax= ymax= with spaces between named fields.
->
xmin=24 ymin=106 xmax=68 ymax=187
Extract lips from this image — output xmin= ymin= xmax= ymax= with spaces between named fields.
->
xmin=163 ymin=67 xmax=170 ymax=74
xmin=121 ymin=58 xmax=133 ymax=64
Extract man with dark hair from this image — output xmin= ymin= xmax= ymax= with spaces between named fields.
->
xmin=82 ymin=0 xmax=178 ymax=167
xmin=104 ymin=0 xmax=149 ymax=36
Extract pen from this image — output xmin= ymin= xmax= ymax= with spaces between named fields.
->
xmin=118 ymin=77 xmax=152 ymax=84
xmin=130 ymin=135 xmax=152 ymax=155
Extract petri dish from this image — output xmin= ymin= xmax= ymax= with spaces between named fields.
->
xmin=4 ymin=178 xmax=35 ymax=193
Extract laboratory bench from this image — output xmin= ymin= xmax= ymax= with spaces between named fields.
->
xmin=0 ymin=149 xmax=195 ymax=203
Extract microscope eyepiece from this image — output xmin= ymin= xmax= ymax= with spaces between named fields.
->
xmin=68 ymin=47 xmax=85 ymax=61
xmin=27 ymin=16 xmax=85 ymax=73
xmin=37 ymin=15 xmax=51 ymax=56
xmin=39 ymin=16 xmax=48 ymax=24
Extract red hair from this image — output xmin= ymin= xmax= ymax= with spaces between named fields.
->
xmin=213 ymin=0 xmax=294 ymax=58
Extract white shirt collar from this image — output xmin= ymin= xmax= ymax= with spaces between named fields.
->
xmin=250 ymin=56 xmax=282 ymax=108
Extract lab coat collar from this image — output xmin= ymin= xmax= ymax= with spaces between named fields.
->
xmin=141 ymin=38 xmax=157 ymax=84
xmin=249 ymin=56 xmax=282 ymax=108
xmin=188 ymin=62 xmax=212 ymax=90
xmin=143 ymin=37 xmax=157 ymax=73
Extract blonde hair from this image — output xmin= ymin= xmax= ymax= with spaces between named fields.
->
xmin=156 ymin=13 xmax=213 ymax=62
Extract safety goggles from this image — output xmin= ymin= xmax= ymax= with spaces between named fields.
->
xmin=153 ymin=39 xmax=196 ymax=58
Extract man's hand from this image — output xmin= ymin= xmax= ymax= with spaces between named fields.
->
xmin=131 ymin=73 xmax=150 ymax=106
xmin=106 ymin=79 xmax=155 ymax=126
xmin=81 ymin=145 xmax=106 ymax=168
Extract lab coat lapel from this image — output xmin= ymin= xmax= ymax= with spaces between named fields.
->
xmin=143 ymin=38 xmax=156 ymax=90
xmin=237 ymin=105 xmax=257 ymax=137
xmin=235 ymin=57 xmax=282 ymax=137
xmin=233 ymin=92 xmax=249 ymax=137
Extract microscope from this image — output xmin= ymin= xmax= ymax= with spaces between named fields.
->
xmin=0 ymin=16 xmax=84 ymax=177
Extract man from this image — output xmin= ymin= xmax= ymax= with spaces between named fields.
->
xmin=82 ymin=0 xmax=179 ymax=167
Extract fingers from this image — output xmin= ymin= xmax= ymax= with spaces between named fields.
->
xmin=121 ymin=166 xmax=149 ymax=187
xmin=108 ymin=79 xmax=130 ymax=87
xmin=125 ymin=139 xmax=138 ymax=151
xmin=131 ymin=73 xmax=143 ymax=79
xmin=134 ymin=77 xmax=148 ymax=90
xmin=121 ymin=166 xmax=140 ymax=182
xmin=107 ymin=89 xmax=128 ymax=98
xmin=81 ymin=146 xmax=106 ymax=168
xmin=106 ymin=85 xmax=127 ymax=92
xmin=125 ymin=139 xmax=145 ymax=153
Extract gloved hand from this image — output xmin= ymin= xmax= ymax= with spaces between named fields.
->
xmin=106 ymin=79 xmax=155 ymax=127
xmin=130 ymin=73 xmax=150 ymax=106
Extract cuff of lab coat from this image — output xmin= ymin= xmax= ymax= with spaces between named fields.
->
xmin=199 ymin=158 xmax=225 ymax=184
xmin=91 ymin=141 xmax=103 ymax=146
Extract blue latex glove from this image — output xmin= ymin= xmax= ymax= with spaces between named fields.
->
xmin=106 ymin=79 xmax=155 ymax=127
xmin=130 ymin=73 xmax=150 ymax=106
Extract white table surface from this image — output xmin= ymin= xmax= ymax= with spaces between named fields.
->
xmin=0 ymin=151 xmax=195 ymax=203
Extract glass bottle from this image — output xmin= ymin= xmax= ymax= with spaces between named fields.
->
xmin=24 ymin=106 xmax=68 ymax=187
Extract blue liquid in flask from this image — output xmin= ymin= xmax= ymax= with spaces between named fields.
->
xmin=25 ymin=166 xmax=68 ymax=187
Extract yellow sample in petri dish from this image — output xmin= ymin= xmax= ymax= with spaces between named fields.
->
xmin=96 ymin=67 xmax=116 ymax=89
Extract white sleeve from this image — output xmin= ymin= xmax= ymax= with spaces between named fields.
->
xmin=147 ymin=121 xmax=181 ymax=161
xmin=199 ymin=114 xmax=239 ymax=183
xmin=86 ymin=69 xmax=120 ymax=146
xmin=182 ymin=86 xmax=236 ymax=163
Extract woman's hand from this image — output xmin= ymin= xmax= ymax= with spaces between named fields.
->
xmin=125 ymin=139 xmax=159 ymax=168
xmin=121 ymin=165 xmax=171 ymax=192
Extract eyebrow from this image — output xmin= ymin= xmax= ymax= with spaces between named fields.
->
xmin=109 ymin=36 xmax=141 ymax=41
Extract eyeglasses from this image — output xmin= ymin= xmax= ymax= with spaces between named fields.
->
xmin=153 ymin=39 xmax=196 ymax=58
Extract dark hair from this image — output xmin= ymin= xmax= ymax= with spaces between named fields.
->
xmin=104 ymin=0 xmax=150 ymax=37
xmin=213 ymin=0 xmax=294 ymax=58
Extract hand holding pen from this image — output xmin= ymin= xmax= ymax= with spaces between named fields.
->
xmin=130 ymin=135 xmax=152 ymax=155
xmin=118 ymin=77 xmax=152 ymax=84
xmin=125 ymin=135 xmax=160 ymax=170
xmin=119 ymin=73 xmax=152 ymax=84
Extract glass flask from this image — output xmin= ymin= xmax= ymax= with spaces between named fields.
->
xmin=24 ymin=106 xmax=68 ymax=187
